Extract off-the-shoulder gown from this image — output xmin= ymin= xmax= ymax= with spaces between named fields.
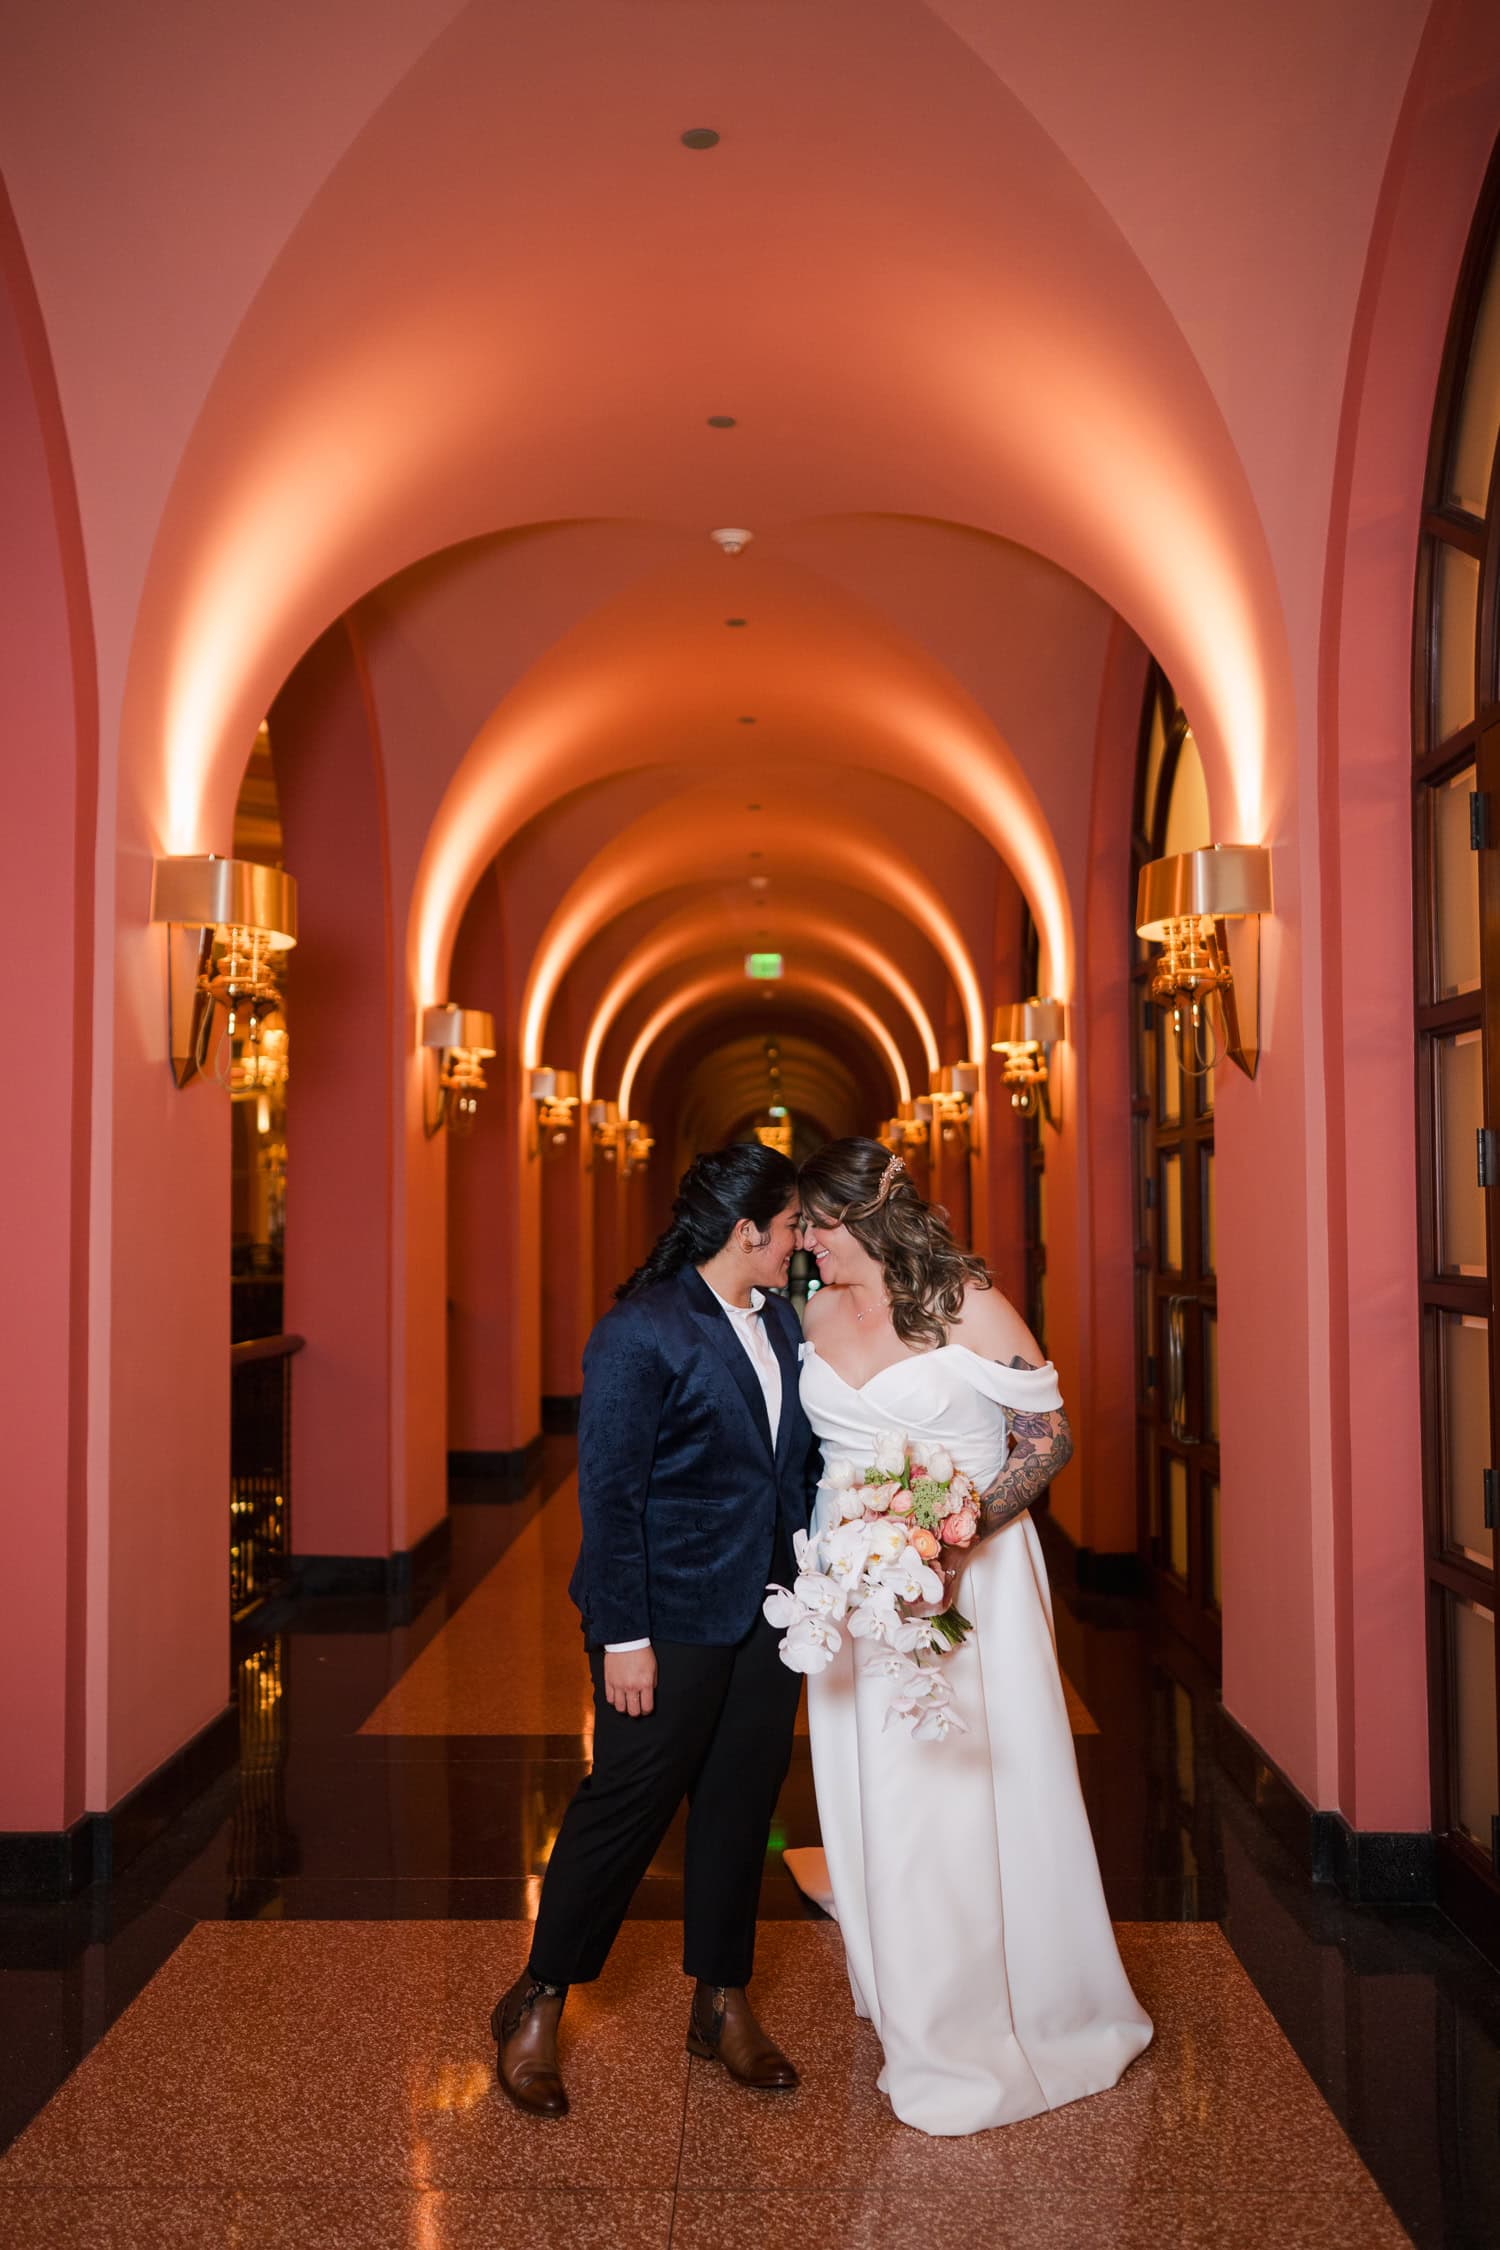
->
xmin=788 ymin=1341 xmax=1152 ymax=2136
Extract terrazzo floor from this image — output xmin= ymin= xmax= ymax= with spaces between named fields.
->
xmin=0 ymin=1919 xmax=1410 ymax=2247
xmin=4 ymin=1449 xmax=1498 ymax=2247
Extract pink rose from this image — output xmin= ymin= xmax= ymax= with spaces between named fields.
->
xmin=939 ymin=1506 xmax=979 ymax=1548
xmin=886 ymin=1486 xmax=915 ymax=1516
xmin=908 ymin=1526 xmax=942 ymax=1562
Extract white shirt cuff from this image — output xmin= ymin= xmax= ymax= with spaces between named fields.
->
xmin=604 ymin=1638 xmax=651 ymax=1653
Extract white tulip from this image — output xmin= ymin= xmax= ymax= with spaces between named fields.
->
xmin=872 ymin=1429 xmax=908 ymax=1477
xmin=822 ymin=1458 xmax=856 ymax=1491
xmin=925 ymin=1445 xmax=955 ymax=1485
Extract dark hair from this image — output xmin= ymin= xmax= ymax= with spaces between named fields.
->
xmin=798 ymin=1136 xmax=989 ymax=1349
xmin=617 ymin=1143 xmax=798 ymax=1298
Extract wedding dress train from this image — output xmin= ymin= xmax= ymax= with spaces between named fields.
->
xmin=796 ymin=1341 xmax=1153 ymax=2136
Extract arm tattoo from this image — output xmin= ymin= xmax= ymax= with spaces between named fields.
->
xmin=973 ymin=1354 xmax=1073 ymax=1541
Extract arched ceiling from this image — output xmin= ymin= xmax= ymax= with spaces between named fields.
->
xmin=2 ymin=0 xmax=1435 ymax=1161
xmin=619 ymin=968 xmax=910 ymax=1119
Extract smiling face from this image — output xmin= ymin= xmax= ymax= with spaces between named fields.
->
xmin=799 ymin=1201 xmax=883 ymax=1291
xmin=741 ymin=1193 xmax=804 ymax=1289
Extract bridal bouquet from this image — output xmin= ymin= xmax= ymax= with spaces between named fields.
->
xmin=763 ymin=1430 xmax=982 ymax=1741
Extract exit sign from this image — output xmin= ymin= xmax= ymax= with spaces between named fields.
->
xmin=745 ymin=952 xmax=783 ymax=979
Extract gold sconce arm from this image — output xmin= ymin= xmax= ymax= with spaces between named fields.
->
xmin=929 ymin=1062 xmax=981 ymax=1152
xmin=1136 ymin=844 xmax=1273 ymax=1080
xmin=423 ymin=1004 xmax=496 ymax=1138
xmin=150 ymin=855 xmax=297 ymax=1089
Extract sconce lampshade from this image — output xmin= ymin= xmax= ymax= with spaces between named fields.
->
xmin=934 ymin=1061 xmax=980 ymax=1098
xmin=150 ymin=854 xmax=298 ymax=947
xmin=422 ymin=1004 xmax=496 ymax=1057
xmin=1136 ymin=845 xmax=1272 ymax=942
xmin=991 ymin=998 xmax=1067 ymax=1051
xmin=529 ymin=1066 xmax=579 ymax=1104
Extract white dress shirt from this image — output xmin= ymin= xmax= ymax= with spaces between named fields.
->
xmin=606 ymin=1282 xmax=782 ymax=1653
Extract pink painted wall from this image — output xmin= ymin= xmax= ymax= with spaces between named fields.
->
xmin=0 ymin=187 xmax=96 ymax=1831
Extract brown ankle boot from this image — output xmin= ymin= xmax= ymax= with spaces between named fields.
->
xmin=491 ymin=1972 xmax=569 ymax=2116
xmin=686 ymin=1981 xmax=799 ymax=2089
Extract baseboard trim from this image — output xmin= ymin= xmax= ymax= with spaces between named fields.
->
xmin=0 ymin=1699 xmax=238 ymax=1904
xmin=1213 ymin=1705 xmax=1438 ymax=1903
xmin=541 ymin=1394 xmax=582 ymax=1434
xmin=448 ymin=1434 xmax=543 ymax=1498
xmin=1034 ymin=1507 xmax=1147 ymax=1598
xmin=287 ymin=1511 xmax=452 ymax=1598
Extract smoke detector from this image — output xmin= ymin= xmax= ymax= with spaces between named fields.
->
xmin=711 ymin=527 xmax=753 ymax=557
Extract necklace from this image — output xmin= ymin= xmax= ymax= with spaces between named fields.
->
xmin=853 ymin=1290 xmax=890 ymax=1326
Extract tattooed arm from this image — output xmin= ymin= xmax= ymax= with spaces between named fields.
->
xmin=972 ymin=1355 xmax=1074 ymax=1542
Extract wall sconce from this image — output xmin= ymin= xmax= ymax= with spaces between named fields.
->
xmin=150 ymin=855 xmax=298 ymax=1089
xmin=883 ymin=1098 xmax=930 ymax=1151
xmin=929 ymin=1062 xmax=980 ymax=1150
xmin=530 ymin=1065 xmax=580 ymax=1150
xmin=1136 ymin=844 xmax=1273 ymax=1078
xmin=589 ymin=1098 xmax=625 ymax=1161
xmin=423 ymin=1004 xmax=496 ymax=1138
xmin=991 ymin=998 xmax=1066 ymax=1123
xmin=623 ymin=1119 xmax=655 ymax=1174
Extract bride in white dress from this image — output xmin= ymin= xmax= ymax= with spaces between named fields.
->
xmin=790 ymin=1137 xmax=1152 ymax=2137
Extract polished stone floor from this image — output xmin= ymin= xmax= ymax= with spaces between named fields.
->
xmin=3 ymin=1442 xmax=1498 ymax=2246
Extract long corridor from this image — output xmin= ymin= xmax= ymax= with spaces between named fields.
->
xmin=3 ymin=1447 xmax=1497 ymax=2249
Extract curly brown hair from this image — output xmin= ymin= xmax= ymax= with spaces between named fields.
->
xmin=798 ymin=1137 xmax=990 ymax=1349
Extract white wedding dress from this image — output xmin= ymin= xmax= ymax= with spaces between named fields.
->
xmin=793 ymin=1340 xmax=1153 ymax=2136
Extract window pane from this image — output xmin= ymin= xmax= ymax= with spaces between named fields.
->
xmin=1435 ymin=764 xmax=1482 ymax=1000
xmin=1159 ymin=1020 xmax=1182 ymax=1125
xmin=1136 ymin=997 xmax=1155 ymax=1102
xmin=1160 ymin=1150 xmax=1184 ymax=1270
xmin=1200 ymin=1147 xmax=1216 ymax=1275
xmin=1438 ymin=1029 xmax=1488 ymax=1277
xmin=1443 ymin=1311 xmax=1494 ymax=1565
xmin=1434 ymin=541 xmax=1480 ymax=742
xmin=1136 ymin=1268 xmax=1152 ymax=1402
xmin=1446 ymin=239 xmax=1500 ymax=515
xmin=1164 ymin=1454 xmax=1189 ymax=1581
xmin=1204 ymin=1477 xmax=1222 ymax=1610
xmin=1448 ymin=1595 xmax=1498 ymax=1849
xmin=1204 ymin=1311 xmax=1218 ymax=1443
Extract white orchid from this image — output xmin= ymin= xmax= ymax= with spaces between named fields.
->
xmin=825 ymin=1520 xmax=877 ymax=1584
xmin=875 ymin=1548 xmax=945 ymax=1606
xmin=792 ymin=1524 xmax=821 ymax=1573
xmin=762 ymin=1583 xmax=808 ymax=1631
xmin=871 ymin=1428 xmax=907 ymax=1477
xmin=846 ymin=1586 xmax=899 ymax=1639
xmin=794 ymin=1570 xmax=847 ymax=1622
xmin=778 ymin=1614 xmax=841 ymax=1674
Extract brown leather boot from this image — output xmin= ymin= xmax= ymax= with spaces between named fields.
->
xmin=491 ymin=1972 xmax=569 ymax=2117
xmin=686 ymin=1981 xmax=799 ymax=2089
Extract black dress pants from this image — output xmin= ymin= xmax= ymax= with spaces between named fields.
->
xmin=528 ymin=1555 xmax=802 ymax=1988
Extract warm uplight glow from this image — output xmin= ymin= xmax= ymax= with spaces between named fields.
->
xmin=578 ymin=905 xmax=943 ymax=1101
xmin=617 ymin=968 xmax=912 ymax=1121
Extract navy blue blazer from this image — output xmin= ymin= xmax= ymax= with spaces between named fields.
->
xmin=568 ymin=1265 xmax=821 ymax=1647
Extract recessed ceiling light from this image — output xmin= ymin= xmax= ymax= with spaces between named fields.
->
xmin=749 ymin=850 xmax=763 ymax=859
xmin=747 ymin=802 xmax=760 ymax=811
xmin=707 ymin=414 xmax=737 ymax=429
xmin=681 ymin=128 xmax=720 ymax=150
xmin=725 ymin=617 xmax=747 ymax=628
xmin=738 ymin=715 xmax=757 ymax=724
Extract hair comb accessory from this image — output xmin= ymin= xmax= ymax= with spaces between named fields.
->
xmin=876 ymin=1151 xmax=907 ymax=1204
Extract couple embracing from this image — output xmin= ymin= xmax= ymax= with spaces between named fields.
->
xmin=492 ymin=1138 xmax=1152 ymax=2136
